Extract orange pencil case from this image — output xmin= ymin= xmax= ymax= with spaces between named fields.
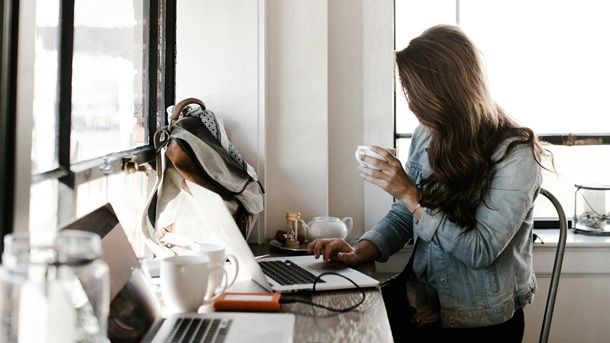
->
xmin=212 ymin=292 xmax=282 ymax=312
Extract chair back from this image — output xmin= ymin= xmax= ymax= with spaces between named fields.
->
xmin=538 ymin=188 xmax=568 ymax=343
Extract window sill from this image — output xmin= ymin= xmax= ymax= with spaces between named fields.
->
xmin=533 ymin=229 xmax=610 ymax=248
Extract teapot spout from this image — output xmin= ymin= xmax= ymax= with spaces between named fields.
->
xmin=341 ymin=217 xmax=353 ymax=238
xmin=298 ymin=219 xmax=309 ymax=242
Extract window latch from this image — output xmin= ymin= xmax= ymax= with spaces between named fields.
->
xmin=122 ymin=159 xmax=152 ymax=175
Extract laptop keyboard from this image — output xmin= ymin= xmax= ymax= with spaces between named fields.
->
xmin=258 ymin=260 xmax=326 ymax=286
xmin=165 ymin=318 xmax=232 ymax=343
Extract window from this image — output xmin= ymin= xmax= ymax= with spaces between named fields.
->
xmin=395 ymin=0 xmax=610 ymax=221
xmin=27 ymin=0 xmax=176 ymax=242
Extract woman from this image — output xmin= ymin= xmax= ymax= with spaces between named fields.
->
xmin=308 ymin=25 xmax=546 ymax=341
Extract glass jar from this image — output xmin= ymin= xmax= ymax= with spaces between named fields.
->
xmin=0 ymin=230 xmax=109 ymax=342
xmin=573 ymin=184 xmax=610 ymax=235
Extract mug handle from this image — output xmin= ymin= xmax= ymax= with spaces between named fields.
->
xmin=225 ymin=254 xmax=240 ymax=288
xmin=203 ymin=266 xmax=228 ymax=304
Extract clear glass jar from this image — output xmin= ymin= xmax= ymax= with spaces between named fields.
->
xmin=0 ymin=230 xmax=109 ymax=342
xmin=573 ymin=184 xmax=610 ymax=235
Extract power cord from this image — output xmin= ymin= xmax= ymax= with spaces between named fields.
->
xmin=279 ymin=272 xmax=366 ymax=314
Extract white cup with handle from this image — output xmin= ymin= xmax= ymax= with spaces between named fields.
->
xmin=355 ymin=145 xmax=396 ymax=170
xmin=160 ymin=255 xmax=228 ymax=313
xmin=177 ymin=243 xmax=239 ymax=298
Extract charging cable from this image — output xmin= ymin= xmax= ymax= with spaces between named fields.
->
xmin=279 ymin=272 xmax=366 ymax=314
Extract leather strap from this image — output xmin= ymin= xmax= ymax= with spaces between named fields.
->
xmin=170 ymin=98 xmax=206 ymax=121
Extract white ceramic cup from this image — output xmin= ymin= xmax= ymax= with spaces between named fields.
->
xmin=177 ymin=243 xmax=239 ymax=298
xmin=355 ymin=145 xmax=396 ymax=169
xmin=160 ymin=255 xmax=228 ymax=313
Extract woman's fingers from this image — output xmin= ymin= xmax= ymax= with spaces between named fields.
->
xmin=323 ymin=239 xmax=353 ymax=261
xmin=337 ymin=252 xmax=359 ymax=266
xmin=359 ymin=164 xmax=386 ymax=179
xmin=308 ymin=239 xmax=353 ymax=261
xmin=307 ymin=239 xmax=332 ymax=258
xmin=370 ymin=146 xmax=395 ymax=161
xmin=359 ymin=151 xmax=417 ymax=200
xmin=359 ymin=155 xmax=390 ymax=171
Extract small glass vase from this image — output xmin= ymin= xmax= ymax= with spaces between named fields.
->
xmin=0 ymin=230 xmax=109 ymax=342
xmin=573 ymin=184 xmax=610 ymax=235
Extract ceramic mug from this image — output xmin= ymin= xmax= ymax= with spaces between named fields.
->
xmin=160 ymin=255 xmax=228 ymax=313
xmin=176 ymin=243 xmax=239 ymax=298
xmin=355 ymin=145 xmax=396 ymax=169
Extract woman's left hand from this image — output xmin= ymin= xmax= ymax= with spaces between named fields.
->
xmin=359 ymin=146 xmax=418 ymax=204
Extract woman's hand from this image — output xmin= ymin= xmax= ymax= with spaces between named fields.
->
xmin=307 ymin=239 xmax=380 ymax=266
xmin=359 ymin=146 xmax=419 ymax=207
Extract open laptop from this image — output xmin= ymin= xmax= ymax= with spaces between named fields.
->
xmin=63 ymin=204 xmax=294 ymax=343
xmin=159 ymin=180 xmax=379 ymax=293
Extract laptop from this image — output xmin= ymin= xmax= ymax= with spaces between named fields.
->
xmin=159 ymin=180 xmax=379 ymax=293
xmin=63 ymin=204 xmax=295 ymax=343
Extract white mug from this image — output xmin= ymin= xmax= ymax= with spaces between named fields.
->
xmin=176 ymin=243 xmax=239 ymax=298
xmin=355 ymin=145 xmax=396 ymax=169
xmin=160 ymin=255 xmax=228 ymax=313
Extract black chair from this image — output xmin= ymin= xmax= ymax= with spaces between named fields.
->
xmin=537 ymin=188 xmax=568 ymax=343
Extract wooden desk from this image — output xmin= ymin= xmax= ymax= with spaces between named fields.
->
xmin=250 ymin=244 xmax=393 ymax=343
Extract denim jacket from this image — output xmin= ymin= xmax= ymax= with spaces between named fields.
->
xmin=361 ymin=125 xmax=541 ymax=328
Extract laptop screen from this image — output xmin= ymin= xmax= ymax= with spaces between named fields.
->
xmin=181 ymin=180 xmax=272 ymax=291
xmin=61 ymin=204 xmax=162 ymax=342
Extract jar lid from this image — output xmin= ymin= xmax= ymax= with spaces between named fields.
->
xmin=2 ymin=230 xmax=102 ymax=268
xmin=575 ymin=184 xmax=610 ymax=191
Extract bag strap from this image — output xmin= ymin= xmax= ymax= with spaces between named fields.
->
xmin=139 ymin=127 xmax=177 ymax=258
xmin=170 ymin=97 xmax=206 ymax=121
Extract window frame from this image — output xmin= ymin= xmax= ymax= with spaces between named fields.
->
xmin=26 ymin=0 xmax=176 ymax=227
xmin=0 ymin=0 xmax=20 ymax=258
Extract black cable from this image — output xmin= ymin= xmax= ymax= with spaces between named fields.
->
xmin=279 ymin=271 xmax=366 ymax=313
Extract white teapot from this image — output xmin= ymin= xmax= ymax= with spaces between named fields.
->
xmin=304 ymin=216 xmax=353 ymax=241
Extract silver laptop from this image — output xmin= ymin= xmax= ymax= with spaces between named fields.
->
xmin=63 ymin=204 xmax=295 ymax=343
xmin=182 ymin=180 xmax=380 ymax=293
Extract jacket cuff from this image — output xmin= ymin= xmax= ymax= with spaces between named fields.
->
xmin=414 ymin=208 xmax=442 ymax=242
xmin=359 ymin=230 xmax=391 ymax=262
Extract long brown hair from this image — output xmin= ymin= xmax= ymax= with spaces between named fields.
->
xmin=395 ymin=25 xmax=546 ymax=230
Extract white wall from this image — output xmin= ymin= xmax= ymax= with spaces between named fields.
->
xmin=176 ymin=1 xmax=260 ymax=169
xmin=176 ymin=0 xmax=394 ymax=242
xmin=176 ymin=0 xmax=264 ymax=240
xmin=265 ymin=0 xmax=330 ymax=238
xmin=362 ymin=0 xmax=395 ymax=229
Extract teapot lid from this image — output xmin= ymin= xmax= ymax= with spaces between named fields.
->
xmin=311 ymin=216 xmax=340 ymax=221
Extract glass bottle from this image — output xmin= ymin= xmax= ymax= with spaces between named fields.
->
xmin=0 ymin=230 xmax=109 ymax=342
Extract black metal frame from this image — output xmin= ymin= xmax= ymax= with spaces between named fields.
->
xmin=29 ymin=0 xmax=176 ymax=227
xmin=538 ymin=189 xmax=568 ymax=343
xmin=56 ymin=0 xmax=76 ymax=223
xmin=164 ymin=0 xmax=177 ymax=116
xmin=395 ymin=133 xmax=610 ymax=146
xmin=0 ymin=0 xmax=20 ymax=259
